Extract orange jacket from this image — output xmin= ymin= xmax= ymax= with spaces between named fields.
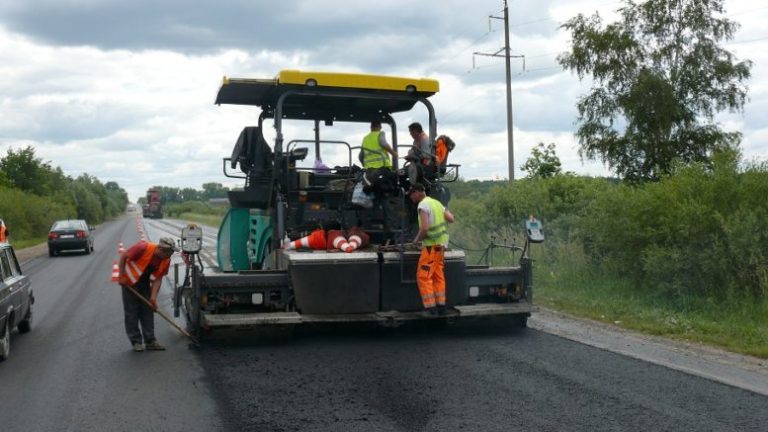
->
xmin=0 ymin=222 xmax=6 ymax=242
xmin=119 ymin=242 xmax=170 ymax=286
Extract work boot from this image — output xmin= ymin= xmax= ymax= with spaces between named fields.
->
xmin=422 ymin=307 xmax=438 ymax=317
xmin=145 ymin=341 xmax=166 ymax=351
xmin=437 ymin=305 xmax=447 ymax=316
xmin=132 ymin=342 xmax=145 ymax=352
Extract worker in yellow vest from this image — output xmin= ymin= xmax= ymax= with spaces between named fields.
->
xmin=408 ymin=183 xmax=455 ymax=316
xmin=360 ymin=120 xmax=397 ymax=169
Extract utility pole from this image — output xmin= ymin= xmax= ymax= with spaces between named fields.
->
xmin=473 ymin=0 xmax=523 ymax=181
xmin=501 ymin=0 xmax=514 ymax=181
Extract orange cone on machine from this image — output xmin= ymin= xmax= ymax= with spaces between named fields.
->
xmin=111 ymin=260 xmax=120 ymax=282
xmin=284 ymin=229 xmax=326 ymax=250
xmin=326 ymin=230 xmax=348 ymax=251
xmin=344 ymin=227 xmax=369 ymax=253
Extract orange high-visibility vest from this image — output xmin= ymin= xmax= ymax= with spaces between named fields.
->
xmin=0 ymin=222 xmax=6 ymax=242
xmin=119 ymin=242 xmax=170 ymax=286
xmin=435 ymin=136 xmax=449 ymax=165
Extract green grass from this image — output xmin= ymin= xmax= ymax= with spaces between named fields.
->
xmin=176 ymin=213 xmax=223 ymax=228
xmin=11 ymin=236 xmax=48 ymax=249
xmin=535 ymin=242 xmax=768 ymax=358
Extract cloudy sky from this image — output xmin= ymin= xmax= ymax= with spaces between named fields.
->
xmin=0 ymin=0 xmax=765 ymax=201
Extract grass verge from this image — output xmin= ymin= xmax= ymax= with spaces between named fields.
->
xmin=536 ymin=242 xmax=768 ymax=359
xmin=11 ymin=236 xmax=48 ymax=250
xmin=176 ymin=213 xmax=223 ymax=228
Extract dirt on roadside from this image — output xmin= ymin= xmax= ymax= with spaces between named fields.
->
xmin=15 ymin=242 xmax=49 ymax=263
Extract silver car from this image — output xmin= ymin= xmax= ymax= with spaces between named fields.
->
xmin=0 ymin=243 xmax=33 ymax=361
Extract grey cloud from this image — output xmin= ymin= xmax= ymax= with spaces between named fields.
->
xmin=0 ymin=99 xmax=148 ymax=142
xmin=0 ymin=0 xmax=564 ymax=67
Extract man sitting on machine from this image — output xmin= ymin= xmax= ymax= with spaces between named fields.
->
xmin=403 ymin=123 xmax=455 ymax=192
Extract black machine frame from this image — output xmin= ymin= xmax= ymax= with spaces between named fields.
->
xmin=174 ymin=73 xmax=539 ymax=338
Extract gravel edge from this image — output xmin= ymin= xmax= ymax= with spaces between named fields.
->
xmin=530 ymin=308 xmax=768 ymax=396
xmin=15 ymin=242 xmax=49 ymax=263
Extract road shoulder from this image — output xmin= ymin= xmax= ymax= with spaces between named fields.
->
xmin=530 ymin=308 xmax=768 ymax=396
xmin=15 ymin=242 xmax=48 ymax=263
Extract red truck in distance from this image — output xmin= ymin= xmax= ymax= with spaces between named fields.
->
xmin=142 ymin=189 xmax=163 ymax=219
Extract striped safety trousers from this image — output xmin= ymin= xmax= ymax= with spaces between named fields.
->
xmin=417 ymin=246 xmax=446 ymax=308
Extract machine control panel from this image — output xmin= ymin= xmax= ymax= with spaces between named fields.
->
xmin=181 ymin=224 xmax=203 ymax=254
xmin=525 ymin=217 xmax=544 ymax=243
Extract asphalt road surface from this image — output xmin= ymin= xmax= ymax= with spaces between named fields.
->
xmin=1 ymin=214 xmax=766 ymax=431
xmin=0 ymin=213 xmax=221 ymax=432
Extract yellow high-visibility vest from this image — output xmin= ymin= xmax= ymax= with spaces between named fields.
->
xmin=419 ymin=197 xmax=448 ymax=246
xmin=361 ymin=131 xmax=392 ymax=169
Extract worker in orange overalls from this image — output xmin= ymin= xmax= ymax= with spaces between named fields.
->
xmin=0 ymin=218 xmax=8 ymax=243
xmin=118 ymin=237 xmax=177 ymax=352
xmin=408 ymin=183 xmax=454 ymax=316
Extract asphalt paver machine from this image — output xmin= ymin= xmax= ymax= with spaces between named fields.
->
xmin=174 ymin=70 xmax=542 ymax=338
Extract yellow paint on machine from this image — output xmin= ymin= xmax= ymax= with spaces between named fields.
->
xmin=277 ymin=70 xmax=439 ymax=93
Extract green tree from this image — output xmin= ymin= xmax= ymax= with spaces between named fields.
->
xmin=0 ymin=170 xmax=9 ymax=188
xmin=558 ymin=0 xmax=752 ymax=182
xmin=105 ymin=181 xmax=122 ymax=192
xmin=201 ymin=182 xmax=228 ymax=200
xmin=105 ymin=181 xmax=129 ymax=214
xmin=180 ymin=187 xmax=200 ymax=202
xmin=521 ymin=142 xmax=563 ymax=179
xmin=0 ymin=146 xmax=69 ymax=195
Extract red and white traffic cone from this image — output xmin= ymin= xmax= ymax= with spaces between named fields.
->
xmin=344 ymin=236 xmax=360 ymax=252
xmin=326 ymin=230 xmax=348 ymax=252
xmin=118 ymin=241 xmax=125 ymax=254
xmin=344 ymin=228 xmax=369 ymax=253
xmin=284 ymin=229 xmax=326 ymax=250
xmin=111 ymin=260 xmax=120 ymax=282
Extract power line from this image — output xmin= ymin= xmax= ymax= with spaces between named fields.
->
xmin=727 ymin=35 xmax=768 ymax=45
xmin=445 ymin=0 xmax=766 ymax=124
xmin=507 ymin=1 xmax=765 ymax=30
xmin=450 ymin=28 xmax=497 ymax=59
xmin=470 ymin=1 xmax=518 ymax=180
xmin=509 ymin=1 xmax=622 ymax=28
xmin=525 ymin=65 xmax=562 ymax=73
xmin=439 ymin=91 xmax=495 ymax=121
xmin=727 ymin=5 xmax=768 ymax=17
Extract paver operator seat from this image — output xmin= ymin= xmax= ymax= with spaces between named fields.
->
xmin=228 ymin=126 xmax=274 ymax=208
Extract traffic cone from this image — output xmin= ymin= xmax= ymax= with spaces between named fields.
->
xmin=344 ymin=227 xmax=369 ymax=253
xmin=284 ymin=229 xmax=326 ymax=250
xmin=326 ymin=230 xmax=348 ymax=251
xmin=111 ymin=260 xmax=120 ymax=282
xmin=118 ymin=241 xmax=125 ymax=254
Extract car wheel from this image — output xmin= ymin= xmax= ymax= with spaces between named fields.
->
xmin=90 ymin=243 xmax=94 ymax=252
xmin=0 ymin=322 xmax=10 ymax=361
xmin=48 ymin=247 xmax=55 ymax=257
xmin=85 ymin=243 xmax=91 ymax=255
xmin=18 ymin=303 xmax=32 ymax=334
